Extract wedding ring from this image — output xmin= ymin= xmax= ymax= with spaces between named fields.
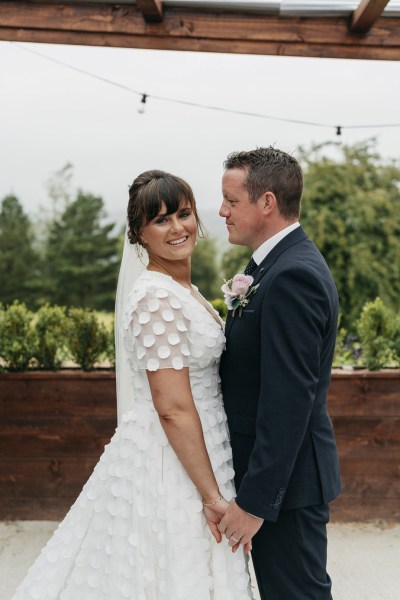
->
xmin=230 ymin=536 xmax=240 ymax=543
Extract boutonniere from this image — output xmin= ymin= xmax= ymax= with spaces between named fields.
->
xmin=221 ymin=274 xmax=259 ymax=317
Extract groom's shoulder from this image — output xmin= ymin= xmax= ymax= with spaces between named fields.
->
xmin=278 ymin=233 xmax=327 ymax=269
xmin=260 ymin=248 xmax=330 ymax=298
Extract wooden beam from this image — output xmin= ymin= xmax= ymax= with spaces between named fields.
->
xmin=0 ymin=3 xmax=399 ymax=61
xmin=352 ymin=0 xmax=390 ymax=33
xmin=137 ymin=0 xmax=163 ymax=23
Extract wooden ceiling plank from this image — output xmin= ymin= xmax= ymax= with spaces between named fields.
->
xmin=2 ymin=27 xmax=399 ymax=62
xmin=0 ymin=26 xmax=399 ymax=60
xmin=0 ymin=2 xmax=399 ymax=60
xmin=0 ymin=3 xmax=399 ymax=47
xmin=137 ymin=0 xmax=163 ymax=23
xmin=352 ymin=0 xmax=391 ymax=33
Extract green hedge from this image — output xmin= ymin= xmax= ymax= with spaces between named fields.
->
xmin=0 ymin=302 xmax=36 ymax=371
xmin=0 ymin=302 xmax=111 ymax=372
xmin=334 ymin=297 xmax=400 ymax=370
xmin=0 ymin=298 xmax=399 ymax=372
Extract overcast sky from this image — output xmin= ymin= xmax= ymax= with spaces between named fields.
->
xmin=1 ymin=40 xmax=399 ymax=224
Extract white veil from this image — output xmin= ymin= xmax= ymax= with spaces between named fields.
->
xmin=114 ymin=230 xmax=148 ymax=424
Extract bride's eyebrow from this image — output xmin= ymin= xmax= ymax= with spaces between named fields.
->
xmin=153 ymin=204 xmax=191 ymax=220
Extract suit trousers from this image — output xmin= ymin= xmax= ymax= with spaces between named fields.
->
xmin=250 ymin=503 xmax=333 ymax=600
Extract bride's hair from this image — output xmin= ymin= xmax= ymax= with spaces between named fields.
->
xmin=127 ymin=170 xmax=204 ymax=245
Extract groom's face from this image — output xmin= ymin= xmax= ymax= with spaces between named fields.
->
xmin=220 ymin=168 xmax=265 ymax=250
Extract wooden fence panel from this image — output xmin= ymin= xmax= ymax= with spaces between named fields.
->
xmin=0 ymin=370 xmax=399 ymax=520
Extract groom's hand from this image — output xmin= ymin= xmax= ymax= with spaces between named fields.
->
xmin=218 ymin=500 xmax=263 ymax=549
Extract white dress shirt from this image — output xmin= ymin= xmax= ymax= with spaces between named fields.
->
xmin=253 ymin=222 xmax=300 ymax=266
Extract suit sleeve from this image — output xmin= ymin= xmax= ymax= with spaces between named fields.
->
xmin=235 ymin=265 xmax=329 ymax=521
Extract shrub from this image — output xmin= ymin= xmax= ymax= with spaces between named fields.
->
xmin=107 ymin=317 xmax=115 ymax=368
xmin=66 ymin=308 xmax=109 ymax=371
xmin=35 ymin=304 xmax=68 ymax=370
xmin=333 ymin=313 xmax=362 ymax=367
xmin=0 ymin=301 xmax=37 ymax=371
xmin=357 ymin=297 xmax=398 ymax=371
xmin=392 ymin=314 xmax=400 ymax=361
xmin=94 ymin=311 xmax=115 ymax=368
xmin=211 ymin=298 xmax=228 ymax=320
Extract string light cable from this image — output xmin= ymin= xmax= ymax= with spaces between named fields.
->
xmin=10 ymin=42 xmax=400 ymax=136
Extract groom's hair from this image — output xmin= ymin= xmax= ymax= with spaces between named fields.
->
xmin=224 ymin=147 xmax=303 ymax=219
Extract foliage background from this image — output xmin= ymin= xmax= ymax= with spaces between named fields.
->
xmin=300 ymin=140 xmax=400 ymax=328
xmin=1 ymin=139 xmax=399 ymax=346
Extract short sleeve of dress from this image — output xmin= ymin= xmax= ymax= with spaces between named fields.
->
xmin=124 ymin=286 xmax=191 ymax=372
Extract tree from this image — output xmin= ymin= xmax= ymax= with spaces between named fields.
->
xmin=300 ymin=140 xmax=400 ymax=328
xmin=46 ymin=162 xmax=73 ymax=220
xmin=191 ymin=237 xmax=220 ymax=299
xmin=220 ymin=245 xmax=251 ymax=282
xmin=34 ymin=163 xmax=75 ymax=251
xmin=45 ymin=191 xmax=119 ymax=310
xmin=0 ymin=195 xmax=41 ymax=307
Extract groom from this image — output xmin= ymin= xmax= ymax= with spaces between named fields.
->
xmin=218 ymin=147 xmax=341 ymax=600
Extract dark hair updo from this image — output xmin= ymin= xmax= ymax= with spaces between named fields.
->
xmin=127 ymin=169 xmax=203 ymax=245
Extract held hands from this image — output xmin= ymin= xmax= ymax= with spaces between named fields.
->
xmin=203 ymin=497 xmax=230 ymax=544
xmin=217 ymin=500 xmax=263 ymax=551
xmin=203 ymin=497 xmax=253 ymax=554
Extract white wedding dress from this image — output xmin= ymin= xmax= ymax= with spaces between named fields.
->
xmin=12 ymin=270 xmax=254 ymax=600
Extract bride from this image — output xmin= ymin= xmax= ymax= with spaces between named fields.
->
xmin=11 ymin=170 xmax=254 ymax=600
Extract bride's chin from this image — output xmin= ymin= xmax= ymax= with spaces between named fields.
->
xmin=167 ymin=244 xmax=196 ymax=258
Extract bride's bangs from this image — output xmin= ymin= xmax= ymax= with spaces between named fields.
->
xmin=145 ymin=178 xmax=195 ymax=223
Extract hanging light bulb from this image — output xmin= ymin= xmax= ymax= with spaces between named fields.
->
xmin=138 ymin=94 xmax=147 ymax=114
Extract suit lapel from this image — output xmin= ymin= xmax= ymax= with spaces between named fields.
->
xmin=225 ymin=227 xmax=308 ymax=339
xmin=252 ymin=226 xmax=307 ymax=287
xmin=225 ymin=310 xmax=235 ymax=338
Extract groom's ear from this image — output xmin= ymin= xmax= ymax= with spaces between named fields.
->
xmin=262 ymin=191 xmax=277 ymax=215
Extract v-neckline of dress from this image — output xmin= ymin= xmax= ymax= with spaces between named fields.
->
xmin=145 ymin=270 xmax=224 ymax=332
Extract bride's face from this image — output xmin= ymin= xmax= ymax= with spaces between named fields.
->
xmin=140 ymin=201 xmax=197 ymax=262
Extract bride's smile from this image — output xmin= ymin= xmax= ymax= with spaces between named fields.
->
xmin=167 ymin=235 xmax=189 ymax=245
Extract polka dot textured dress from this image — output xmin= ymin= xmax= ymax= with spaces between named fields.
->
xmin=12 ymin=271 xmax=254 ymax=600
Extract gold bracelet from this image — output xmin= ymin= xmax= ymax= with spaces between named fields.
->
xmin=203 ymin=495 xmax=224 ymax=507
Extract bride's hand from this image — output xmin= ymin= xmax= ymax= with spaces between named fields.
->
xmin=203 ymin=498 xmax=230 ymax=543
xmin=204 ymin=500 xmax=253 ymax=554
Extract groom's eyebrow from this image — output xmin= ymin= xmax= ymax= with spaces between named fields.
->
xmin=224 ymin=190 xmax=239 ymax=199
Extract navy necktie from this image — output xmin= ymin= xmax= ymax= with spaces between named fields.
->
xmin=244 ymin=257 xmax=257 ymax=276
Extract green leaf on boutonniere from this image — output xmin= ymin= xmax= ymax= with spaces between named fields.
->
xmin=233 ymin=284 xmax=260 ymax=317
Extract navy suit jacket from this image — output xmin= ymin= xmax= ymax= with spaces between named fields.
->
xmin=220 ymin=226 xmax=341 ymax=522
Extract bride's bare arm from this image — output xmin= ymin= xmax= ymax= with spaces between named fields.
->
xmin=147 ymin=366 xmax=222 ymax=504
xmin=147 ymin=367 xmax=252 ymax=552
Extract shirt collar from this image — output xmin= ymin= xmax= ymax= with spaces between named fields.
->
xmin=253 ymin=222 xmax=300 ymax=266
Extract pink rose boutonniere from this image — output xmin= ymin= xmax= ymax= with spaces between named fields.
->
xmin=221 ymin=274 xmax=259 ymax=317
